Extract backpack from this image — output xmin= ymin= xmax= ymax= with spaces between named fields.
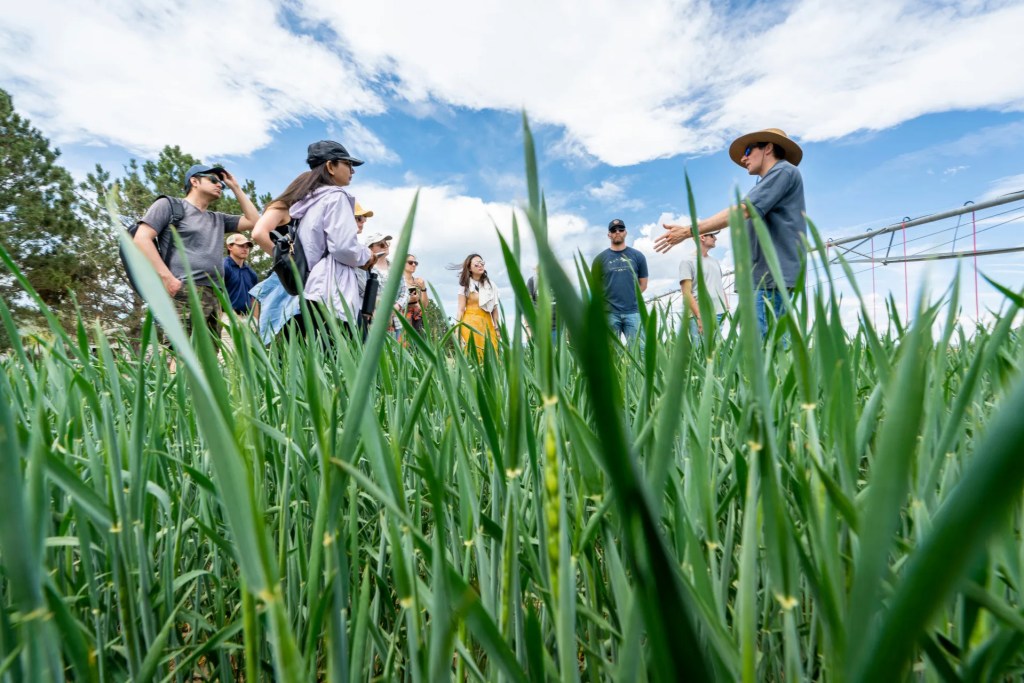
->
xmin=269 ymin=219 xmax=314 ymax=296
xmin=120 ymin=195 xmax=185 ymax=295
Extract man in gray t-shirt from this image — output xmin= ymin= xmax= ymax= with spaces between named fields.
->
xmin=679 ymin=232 xmax=728 ymax=340
xmin=655 ymin=128 xmax=806 ymax=339
xmin=134 ymin=164 xmax=259 ymax=335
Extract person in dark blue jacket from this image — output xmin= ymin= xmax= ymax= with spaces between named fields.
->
xmin=223 ymin=233 xmax=259 ymax=316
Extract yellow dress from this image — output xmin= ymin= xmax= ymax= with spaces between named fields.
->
xmin=460 ymin=290 xmax=498 ymax=360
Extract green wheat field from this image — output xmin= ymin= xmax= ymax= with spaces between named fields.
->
xmin=1 ymin=122 xmax=1023 ymax=682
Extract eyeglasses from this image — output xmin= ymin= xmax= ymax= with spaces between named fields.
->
xmin=407 ymin=260 xmax=418 ymax=265
xmin=743 ymin=142 xmax=766 ymax=157
xmin=609 ymin=226 xmax=626 ymax=233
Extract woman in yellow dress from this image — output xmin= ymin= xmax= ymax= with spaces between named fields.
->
xmin=455 ymin=253 xmax=499 ymax=359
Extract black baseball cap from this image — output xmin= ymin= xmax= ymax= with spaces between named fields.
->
xmin=306 ymin=140 xmax=364 ymax=169
xmin=183 ymin=164 xmax=225 ymax=193
xmin=608 ymin=219 xmax=626 ymax=230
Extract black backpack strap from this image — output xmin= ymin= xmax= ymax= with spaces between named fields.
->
xmin=155 ymin=195 xmax=186 ymax=228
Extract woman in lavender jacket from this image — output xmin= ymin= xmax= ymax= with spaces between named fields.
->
xmin=254 ymin=140 xmax=375 ymax=338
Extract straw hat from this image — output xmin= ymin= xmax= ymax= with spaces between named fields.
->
xmin=728 ymin=128 xmax=803 ymax=167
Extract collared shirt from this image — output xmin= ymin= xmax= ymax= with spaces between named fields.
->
xmin=746 ymin=159 xmax=806 ymax=289
xmin=223 ymin=257 xmax=258 ymax=312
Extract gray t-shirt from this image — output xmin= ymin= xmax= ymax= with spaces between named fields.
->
xmin=746 ymin=160 xmax=806 ymax=289
xmin=678 ymin=254 xmax=727 ymax=314
xmin=141 ymin=198 xmax=241 ymax=286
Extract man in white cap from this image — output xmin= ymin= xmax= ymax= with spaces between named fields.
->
xmin=654 ymin=128 xmax=805 ymax=339
xmin=362 ymin=231 xmax=408 ymax=335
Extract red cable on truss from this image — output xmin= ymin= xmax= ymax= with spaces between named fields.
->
xmin=970 ymin=203 xmax=979 ymax=320
xmin=901 ymin=218 xmax=910 ymax=320
xmin=871 ymin=232 xmax=876 ymax=324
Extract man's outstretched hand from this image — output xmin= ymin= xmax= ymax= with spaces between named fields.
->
xmin=654 ymin=223 xmax=692 ymax=253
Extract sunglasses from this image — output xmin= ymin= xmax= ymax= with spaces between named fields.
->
xmin=233 ymin=242 xmax=253 ymax=248
xmin=407 ymin=260 xmax=418 ymax=265
xmin=196 ymin=173 xmax=224 ymax=186
xmin=355 ymin=215 xmax=367 ymax=222
xmin=743 ymin=142 xmax=766 ymax=157
xmin=609 ymin=226 xmax=626 ymax=233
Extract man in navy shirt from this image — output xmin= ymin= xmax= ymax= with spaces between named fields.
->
xmin=223 ymin=233 xmax=258 ymax=316
xmin=654 ymin=128 xmax=806 ymax=339
xmin=592 ymin=218 xmax=648 ymax=349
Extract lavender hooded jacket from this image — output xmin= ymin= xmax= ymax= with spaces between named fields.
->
xmin=289 ymin=186 xmax=372 ymax=321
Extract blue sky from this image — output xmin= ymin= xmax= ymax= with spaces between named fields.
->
xmin=3 ymin=0 xmax=1024 ymax=326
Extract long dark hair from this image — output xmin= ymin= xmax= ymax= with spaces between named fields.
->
xmin=267 ymin=162 xmax=338 ymax=210
xmin=453 ymin=253 xmax=490 ymax=291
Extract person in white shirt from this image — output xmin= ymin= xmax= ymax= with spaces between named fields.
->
xmin=679 ymin=232 xmax=728 ymax=341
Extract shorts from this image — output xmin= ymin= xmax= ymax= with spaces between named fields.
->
xmin=172 ymin=285 xmax=222 ymax=339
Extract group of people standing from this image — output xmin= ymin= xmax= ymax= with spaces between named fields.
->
xmin=589 ymin=127 xmax=806 ymax=348
xmin=132 ymin=139 xmax=497 ymax=357
xmin=131 ymin=125 xmax=806 ymax=357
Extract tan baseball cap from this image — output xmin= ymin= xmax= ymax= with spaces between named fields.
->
xmin=226 ymin=233 xmax=254 ymax=247
xmin=354 ymin=202 xmax=374 ymax=218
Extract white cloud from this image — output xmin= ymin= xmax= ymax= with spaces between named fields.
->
xmin=944 ymin=166 xmax=968 ymax=176
xmin=328 ymin=120 xmax=400 ymax=165
xmin=4 ymin=0 xmax=1024 ymax=167
xmin=983 ymin=174 xmax=1024 ymax=201
xmin=298 ymin=0 xmax=1024 ymax=164
xmin=0 ymin=0 xmax=385 ymax=158
xmin=350 ymin=182 xmax=608 ymax=316
xmin=587 ymin=180 xmax=627 ymax=203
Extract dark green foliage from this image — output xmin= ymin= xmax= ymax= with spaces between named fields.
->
xmin=0 ymin=88 xmax=89 ymax=342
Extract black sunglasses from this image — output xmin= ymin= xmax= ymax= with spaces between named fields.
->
xmin=196 ymin=173 xmax=225 ymax=187
xmin=407 ymin=260 xmax=418 ymax=265
xmin=609 ymin=226 xmax=626 ymax=233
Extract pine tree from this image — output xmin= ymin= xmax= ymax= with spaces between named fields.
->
xmin=0 ymin=88 xmax=89 ymax=341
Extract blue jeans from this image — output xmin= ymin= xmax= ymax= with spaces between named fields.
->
xmin=608 ymin=311 xmax=643 ymax=351
xmin=689 ymin=312 xmax=726 ymax=343
xmin=755 ymin=288 xmax=787 ymax=341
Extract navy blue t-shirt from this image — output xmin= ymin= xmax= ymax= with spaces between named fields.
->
xmin=592 ymin=247 xmax=648 ymax=313
xmin=223 ymin=257 xmax=258 ymax=313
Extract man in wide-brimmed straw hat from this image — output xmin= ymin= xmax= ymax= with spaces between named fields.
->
xmin=654 ymin=127 xmax=806 ymax=339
